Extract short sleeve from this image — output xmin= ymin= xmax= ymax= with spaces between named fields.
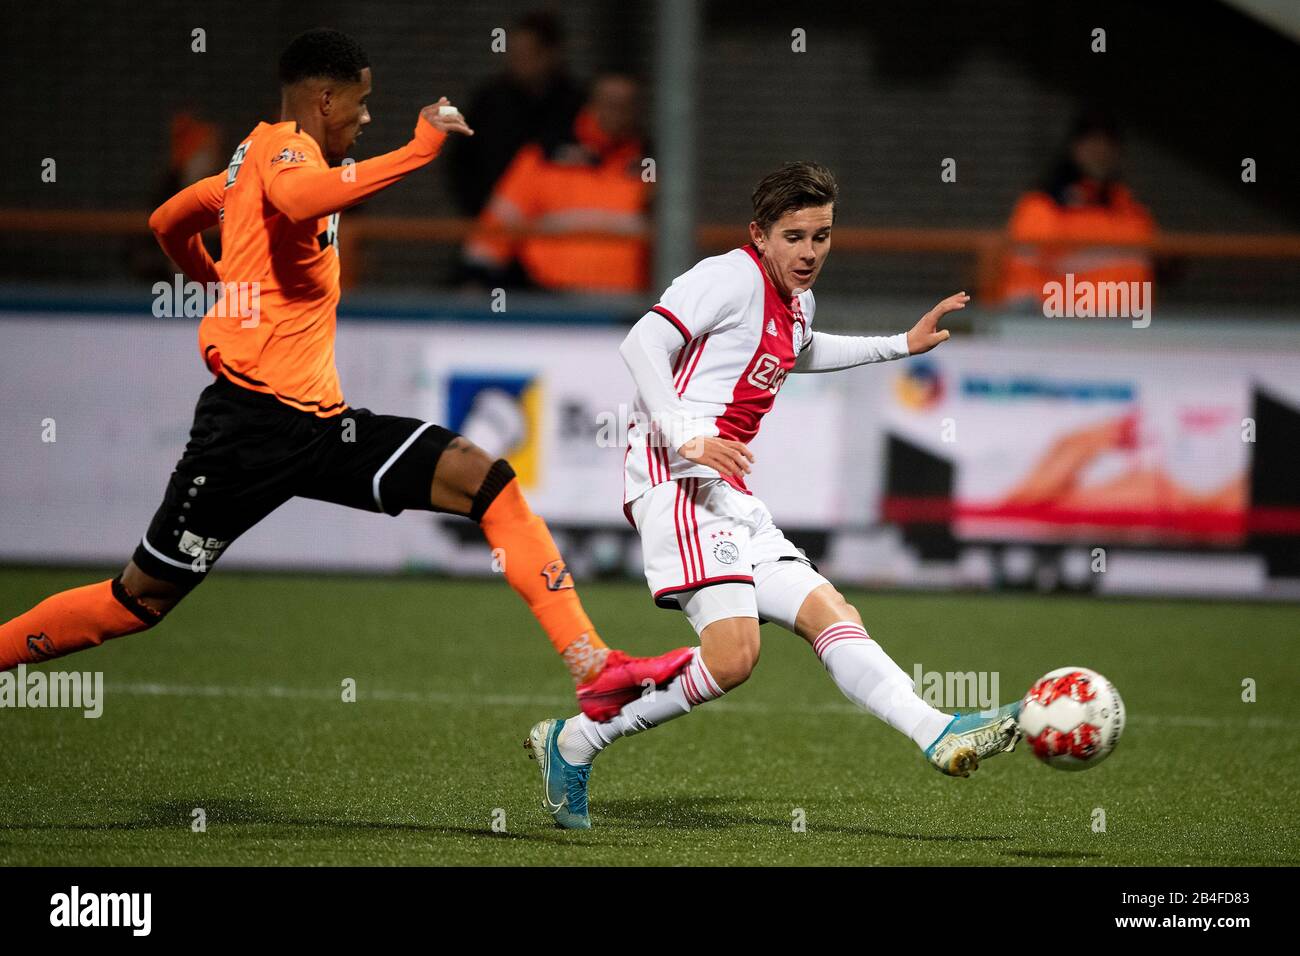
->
xmin=649 ymin=255 xmax=753 ymax=344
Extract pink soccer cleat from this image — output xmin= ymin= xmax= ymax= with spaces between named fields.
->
xmin=576 ymin=647 xmax=696 ymax=721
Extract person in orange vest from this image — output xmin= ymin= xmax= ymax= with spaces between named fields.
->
xmin=998 ymin=109 xmax=1156 ymax=310
xmin=462 ymin=72 xmax=651 ymax=294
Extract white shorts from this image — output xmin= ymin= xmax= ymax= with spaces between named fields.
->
xmin=629 ymin=477 xmax=830 ymax=633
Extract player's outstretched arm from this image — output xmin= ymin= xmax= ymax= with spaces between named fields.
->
xmin=267 ymin=98 xmax=473 ymax=224
xmin=793 ymin=292 xmax=967 ymax=373
xmin=149 ymin=173 xmax=225 ymax=286
xmin=793 ymin=329 xmax=910 ymax=373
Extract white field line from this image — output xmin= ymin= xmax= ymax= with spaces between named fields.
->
xmin=106 ymin=681 xmax=1286 ymax=729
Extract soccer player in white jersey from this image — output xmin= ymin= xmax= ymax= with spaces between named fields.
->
xmin=526 ymin=162 xmax=1021 ymax=829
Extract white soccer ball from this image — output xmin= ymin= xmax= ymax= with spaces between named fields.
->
xmin=1018 ymin=666 xmax=1125 ymax=771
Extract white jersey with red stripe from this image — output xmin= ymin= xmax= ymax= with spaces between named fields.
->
xmin=622 ymin=245 xmax=813 ymax=505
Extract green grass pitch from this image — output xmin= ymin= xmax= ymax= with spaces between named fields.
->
xmin=1 ymin=566 xmax=1296 ymax=866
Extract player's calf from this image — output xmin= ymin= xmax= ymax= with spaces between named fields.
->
xmin=440 ymin=441 xmax=694 ymax=698
xmin=525 ymin=588 xmax=753 ymax=827
xmin=456 ymin=452 xmax=613 ymax=683
xmin=791 ymin=580 xmax=1021 ymax=773
xmin=550 ymin=598 xmax=756 ymax=772
xmin=0 ymin=564 xmax=175 ymax=670
xmin=428 ymin=435 xmax=494 ymax=516
xmin=548 ymin=644 xmax=727 ymax=778
xmin=791 ymin=579 xmax=954 ymax=752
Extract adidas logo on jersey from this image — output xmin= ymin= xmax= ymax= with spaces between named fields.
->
xmin=766 ymin=317 xmax=778 ymax=336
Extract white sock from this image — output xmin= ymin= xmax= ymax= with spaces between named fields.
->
xmin=812 ymin=622 xmax=952 ymax=749
xmin=558 ymin=647 xmax=724 ymax=765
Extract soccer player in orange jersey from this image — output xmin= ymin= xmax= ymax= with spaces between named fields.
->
xmin=0 ymin=29 xmax=691 ymax=715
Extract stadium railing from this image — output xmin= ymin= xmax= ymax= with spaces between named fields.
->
xmin=2 ymin=210 xmax=1300 ymax=300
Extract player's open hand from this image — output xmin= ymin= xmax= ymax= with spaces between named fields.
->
xmin=678 ymin=436 xmax=754 ymax=478
xmin=906 ymin=292 xmax=968 ymax=355
xmin=420 ymin=97 xmax=474 ymax=136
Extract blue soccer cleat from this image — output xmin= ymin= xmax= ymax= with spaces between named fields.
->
xmin=524 ymin=718 xmax=593 ymax=830
xmin=924 ymin=701 xmax=1022 ymax=777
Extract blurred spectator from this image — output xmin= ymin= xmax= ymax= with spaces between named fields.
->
xmin=997 ymin=109 xmax=1156 ymax=308
xmin=446 ymin=10 xmax=585 ymax=217
xmin=127 ymin=109 xmax=223 ymax=281
xmin=462 ymin=72 xmax=651 ymax=294
xmin=165 ymin=110 xmax=223 ymax=196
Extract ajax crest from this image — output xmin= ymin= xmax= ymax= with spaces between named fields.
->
xmin=711 ymin=532 xmax=741 ymax=565
xmin=713 ymin=542 xmax=740 ymax=564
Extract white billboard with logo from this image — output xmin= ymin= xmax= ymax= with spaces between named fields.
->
xmin=1 ymin=313 xmax=1297 ymax=597
xmin=876 ymin=344 xmax=1253 ymax=545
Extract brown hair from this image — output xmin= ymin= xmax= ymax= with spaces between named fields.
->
xmin=751 ymin=161 xmax=838 ymax=233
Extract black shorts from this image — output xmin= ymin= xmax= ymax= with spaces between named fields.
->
xmin=132 ymin=375 xmax=459 ymax=587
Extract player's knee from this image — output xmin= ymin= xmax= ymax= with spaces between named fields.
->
xmin=118 ymin=562 xmax=185 ymax=622
xmin=797 ymin=583 xmax=862 ymax=638
xmin=711 ymin=643 xmax=759 ymax=690
xmin=827 ymin=589 xmax=862 ymax=627
xmin=700 ymin=620 xmax=761 ymax=691
xmin=453 ymin=438 xmax=495 ymax=492
xmin=429 ymin=436 xmax=500 ymax=515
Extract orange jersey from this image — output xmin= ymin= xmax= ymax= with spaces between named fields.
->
xmin=202 ymin=122 xmax=343 ymax=415
xmin=150 ymin=117 xmax=447 ymax=416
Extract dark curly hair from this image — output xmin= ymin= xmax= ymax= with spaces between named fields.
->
xmin=278 ymin=28 xmax=370 ymax=86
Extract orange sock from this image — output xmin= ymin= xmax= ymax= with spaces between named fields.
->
xmin=0 ymin=578 xmax=158 ymax=670
xmin=479 ymin=478 xmax=609 ymax=684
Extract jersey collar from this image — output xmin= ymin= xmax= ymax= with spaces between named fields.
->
xmin=742 ymin=243 xmax=799 ymax=312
